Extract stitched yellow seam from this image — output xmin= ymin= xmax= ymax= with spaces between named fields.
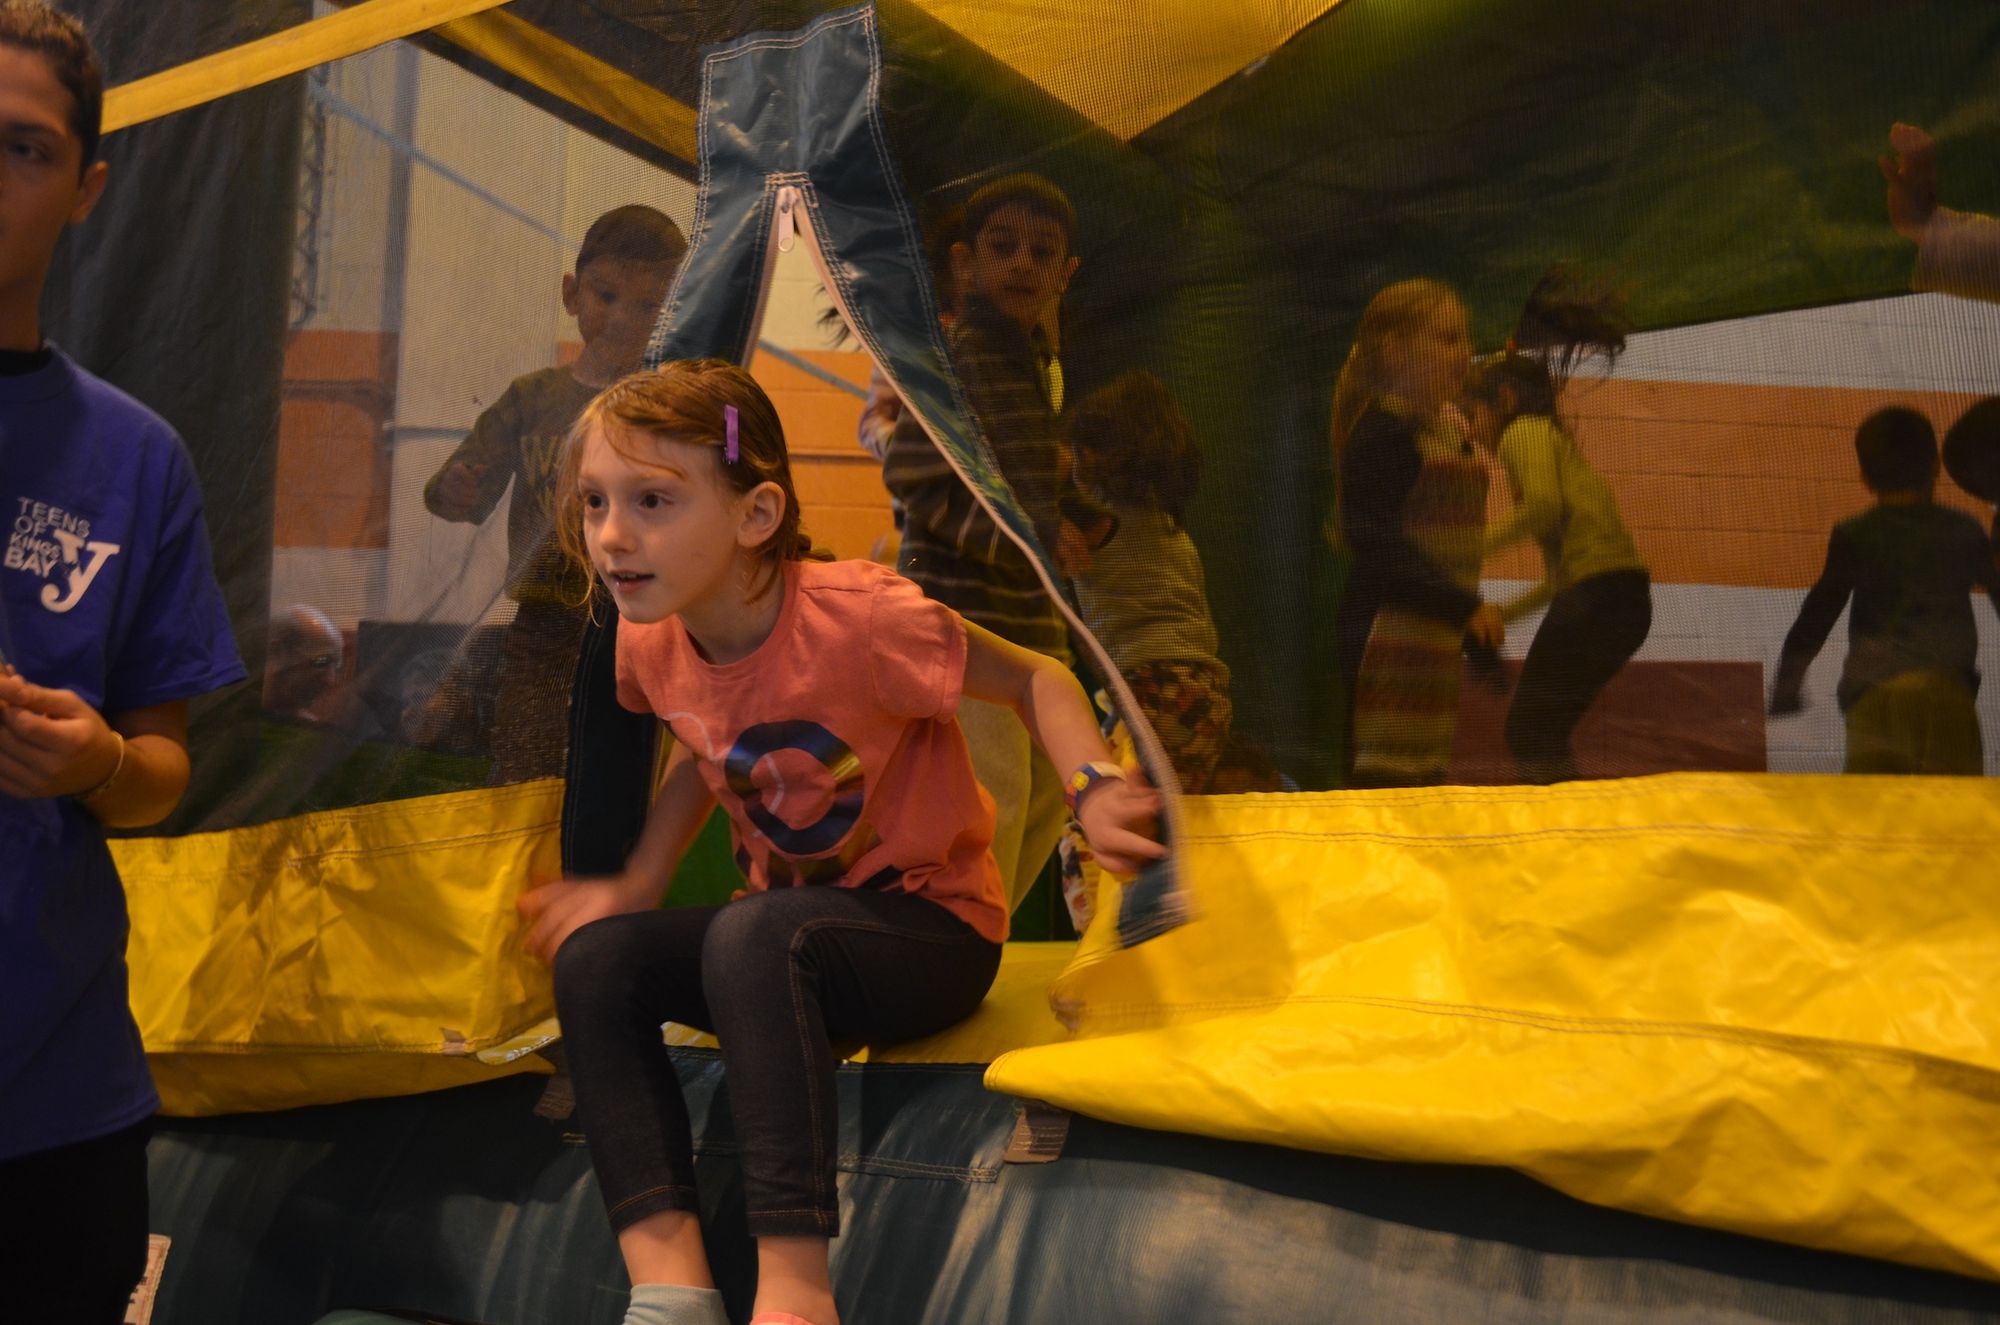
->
xmin=1058 ymin=993 xmax=2000 ymax=1084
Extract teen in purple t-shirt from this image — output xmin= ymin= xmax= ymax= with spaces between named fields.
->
xmin=0 ymin=8 xmax=244 ymax=1320
xmin=0 ymin=351 xmax=245 ymax=1157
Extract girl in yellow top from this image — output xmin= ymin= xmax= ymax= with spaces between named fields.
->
xmin=1464 ymin=273 xmax=1650 ymax=784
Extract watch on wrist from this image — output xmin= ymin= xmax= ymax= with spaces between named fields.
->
xmin=1064 ymin=759 xmax=1127 ymax=813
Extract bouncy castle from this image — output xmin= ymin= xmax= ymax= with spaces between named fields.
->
xmin=18 ymin=0 xmax=2000 ymax=1319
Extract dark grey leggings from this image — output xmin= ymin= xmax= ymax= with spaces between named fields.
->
xmin=1505 ymin=569 xmax=1653 ymax=783
xmin=552 ymin=887 xmax=1001 ymax=1238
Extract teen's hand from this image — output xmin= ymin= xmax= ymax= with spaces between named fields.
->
xmin=1880 ymin=122 xmax=1938 ymax=242
xmin=0 ymin=674 xmax=120 ymax=800
xmin=1768 ymin=686 xmax=1805 ymax=717
xmin=1076 ymin=769 xmax=1167 ymax=876
xmin=518 ymin=875 xmax=653 ymax=963
xmin=430 ymin=460 xmax=490 ymax=518
xmin=1467 ymin=602 xmax=1505 ymax=651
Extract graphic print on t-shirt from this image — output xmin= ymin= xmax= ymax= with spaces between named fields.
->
xmin=5 ymin=495 xmax=120 ymax=614
xmin=726 ymin=719 xmax=863 ymax=853
xmin=699 ymin=715 xmax=892 ymax=889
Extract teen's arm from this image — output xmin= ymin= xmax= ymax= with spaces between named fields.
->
xmin=960 ymin=622 xmax=1165 ymax=875
xmin=520 ymin=738 xmax=716 ymax=961
xmin=0 ymin=676 xmax=191 ymax=828
xmin=1770 ymin=529 xmax=1855 ymax=714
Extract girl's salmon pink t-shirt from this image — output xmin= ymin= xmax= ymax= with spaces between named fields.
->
xmin=615 ymin=558 xmax=1006 ymax=942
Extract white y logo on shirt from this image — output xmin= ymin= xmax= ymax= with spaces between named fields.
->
xmin=42 ymin=528 xmax=120 ymax=613
xmin=5 ymin=496 xmax=121 ymax=613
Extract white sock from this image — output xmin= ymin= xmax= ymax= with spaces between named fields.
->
xmin=622 ymin=1282 xmax=730 ymax=1325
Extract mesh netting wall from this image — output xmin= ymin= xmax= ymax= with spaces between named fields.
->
xmin=68 ymin=0 xmax=2000 ymax=852
xmin=859 ymin=0 xmax=2000 ymax=794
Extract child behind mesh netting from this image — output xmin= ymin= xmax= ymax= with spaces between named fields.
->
xmin=1770 ymin=406 xmax=2000 ymax=775
xmin=1329 ymin=279 xmax=1497 ymax=788
xmin=1066 ymin=370 xmax=1276 ymax=795
xmin=423 ymin=204 xmax=686 ymax=783
xmin=1463 ymin=267 xmax=1652 ymax=785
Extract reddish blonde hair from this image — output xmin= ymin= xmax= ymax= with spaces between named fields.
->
xmin=556 ymin=358 xmax=815 ymax=605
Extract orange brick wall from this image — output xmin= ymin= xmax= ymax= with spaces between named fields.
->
xmin=275 ymin=337 xmax=891 ymax=562
xmin=749 ymin=360 xmax=1995 ymax=587
xmin=1488 ymin=380 xmax=1989 ymax=589
xmin=555 ymin=342 xmax=895 ymax=562
xmin=276 ymin=329 xmax=396 ymax=550
xmin=280 ymin=334 xmax=1985 ymax=596
xmin=748 ymin=347 xmax=893 ymax=562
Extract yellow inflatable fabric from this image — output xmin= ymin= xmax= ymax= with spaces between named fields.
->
xmin=987 ymin=772 xmax=2000 ymax=1281
xmin=119 ymin=762 xmax=2000 ymax=1280
xmin=120 ymin=781 xmax=561 ymax=1115
xmin=121 ymin=774 xmax=1076 ymax=1114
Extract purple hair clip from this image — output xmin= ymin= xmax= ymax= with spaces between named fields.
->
xmin=724 ymin=405 xmax=740 ymax=464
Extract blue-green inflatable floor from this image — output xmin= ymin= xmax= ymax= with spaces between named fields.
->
xmin=144 ymin=1052 xmax=2000 ymax=1324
